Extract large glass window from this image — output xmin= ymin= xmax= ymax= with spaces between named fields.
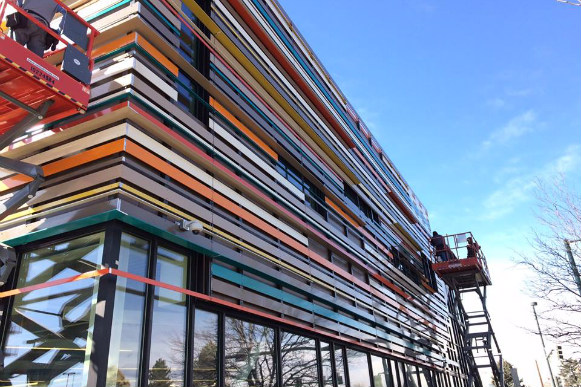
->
xmin=148 ymin=247 xmax=188 ymax=386
xmin=106 ymin=234 xmax=149 ymax=387
xmin=320 ymin=341 xmax=333 ymax=387
xmin=2 ymin=233 xmax=104 ymax=387
xmin=224 ymin=318 xmax=276 ymax=387
xmin=192 ymin=309 xmax=219 ymax=387
xmin=346 ymin=349 xmax=371 ymax=387
xmin=371 ymin=356 xmax=393 ymax=387
xmin=281 ymin=332 xmax=319 ymax=387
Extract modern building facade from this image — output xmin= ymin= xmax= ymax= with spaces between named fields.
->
xmin=0 ymin=0 xmax=476 ymax=386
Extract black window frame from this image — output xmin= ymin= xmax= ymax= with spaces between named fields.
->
xmin=0 ymin=221 xmax=453 ymax=387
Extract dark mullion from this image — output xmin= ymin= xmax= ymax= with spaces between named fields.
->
xmin=394 ymin=361 xmax=402 ymax=387
xmin=218 ymin=311 xmax=225 ymax=387
xmin=140 ymin=237 xmax=158 ymax=386
xmin=343 ymin=347 xmax=351 ymax=387
xmin=402 ymin=363 xmax=409 ymax=387
xmin=415 ymin=366 xmax=421 ymax=387
xmin=329 ymin=343 xmax=338 ymax=387
xmin=92 ymin=223 xmax=122 ymax=387
xmin=195 ymin=252 xmax=210 ymax=295
xmin=186 ymin=252 xmax=195 ymax=387
xmin=275 ymin=327 xmax=283 ymax=387
xmin=315 ymin=340 xmax=324 ymax=387
xmin=368 ymin=353 xmax=375 ymax=387
xmin=385 ymin=359 xmax=395 ymax=387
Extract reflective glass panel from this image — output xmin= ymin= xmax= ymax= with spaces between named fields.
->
xmin=224 ymin=317 xmax=276 ymax=387
xmin=397 ymin=363 xmax=407 ymax=387
xmin=192 ymin=309 xmax=218 ymax=387
xmin=334 ymin=346 xmax=346 ymax=387
xmin=2 ymin=233 xmax=104 ymax=387
xmin=106 ymin=234 xmax=149 ymax=387
xmin=405 ymin=364 xmax=418 ymax=387
xmin=320 ymin=341 xmax=333 ymax=387
xmin=417 ymin=367 xmax=432 ymax=387
xmin=148 ymin=247 xmax=188 ymax=386
xmin=370 ymin=356 xmax=393 ymax=387
xmin=346 ymin=349 xmax=371 ymax=387
xmin=281 ymin=332 xmax=319 ymax=387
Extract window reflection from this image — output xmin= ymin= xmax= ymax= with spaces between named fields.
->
xmin=417 ymin=367 xmax=432 ymax=387
xmin=2 ymin=233 xmax=104 ymax=387
xmin=405 ymin=364 xmax=418 ymax=387
xmin=334 ymin=346 xmax=346 ymax=387
xmin=193 ymin=309 xmax=218 ymax=387
xmin=224 ymin=318 xmax=276 ymax=387
xmin=281 ymin=332 xmax=319 ymax=387
xmin=320 ymin=342 xmax=333 ymax=387
xmin=370 ymin=356 xmax=393 ymax=387
xmin=396 ymin=362 xmax=407 ymax=387
xmin=346 ymin=349 xmax=371 ymax=387
xmin=148 ymin=247 xmax=188 ymax=386
xmin=107 ymin=234 xmax=149 ymax=387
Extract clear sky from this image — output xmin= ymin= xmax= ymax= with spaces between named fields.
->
xmin=277 ymin=0 xmax=581 ymax=385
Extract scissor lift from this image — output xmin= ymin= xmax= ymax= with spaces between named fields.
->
xmin=0 ymin=0 xmax=98 ymax=300
xmin=430 ymin=232 xmax=505 ymax=387
xmin=0 ymin=0 xmax=98 ymax=221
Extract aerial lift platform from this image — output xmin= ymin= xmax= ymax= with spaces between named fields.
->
xmin=0 ymin=0 xmax=98 ymax=221
xmin=430 ymin=232 xmax=505 ymax=387
xmin=0 ymin=0 xmax=97 ymax=288
xmin=432 ymin=232 xmax=492 ymax=288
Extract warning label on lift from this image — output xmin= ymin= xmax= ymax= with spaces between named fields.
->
xmin=26 ymin=57 xmax=60 ymax=84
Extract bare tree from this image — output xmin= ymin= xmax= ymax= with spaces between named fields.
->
xmin=520 ymin=176 xmax=581 ymax=349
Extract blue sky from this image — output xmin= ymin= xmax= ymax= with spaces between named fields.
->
xmin=278 ymin=0 xmax=580 ymax=384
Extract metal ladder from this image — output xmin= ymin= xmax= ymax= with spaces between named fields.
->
xmin=457 ymin=284 xmax=505 ymax=387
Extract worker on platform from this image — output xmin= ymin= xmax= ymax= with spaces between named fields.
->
xmin=466 ymin=237 xmax=480 ymax=258
xmin=13 ymin=0 xmax=64 ymax=58
xmin=430 ymin=231 xmax=455 ymax=262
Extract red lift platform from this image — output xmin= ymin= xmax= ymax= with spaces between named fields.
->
xmin=430 ymin=232 xmax=491 ymax=288
xmin=0 ymin=0 xmax=98 ymax=220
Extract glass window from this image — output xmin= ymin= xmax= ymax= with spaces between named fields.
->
xmin=224 ymin=318 xmax=276 ymax=387
xmin=107 ymin=234 xmax=149 ymax=387
xmin=3 ymin=233 xmax=104 ymax=387
xmin=320 ymin=341 xmax=333 ymax=387
xmin=443 ymin=374 xmax=451 ymax=387
xmin=396 ymin=362 xmax=407 ymax=387
xmin=192 ymin=309 xmax=218 ymax=387
xmin=405 ymin=364 xmax=418 ymax=387
xmin=148 ymin=247 xmax=188 ymax=386
xmin=346 ymin=349 xmax=371 ymax=387
xmin=370 ymin=356 xmax=393 ymax=387
xmin=433 ymin=373 xmax=441 ymax=387
xmin=281 ymin=332 xmax=319 ymax=387
xmin=417 ymin=367 xmax=432 ymax=387
xmin=335 ymin=346 xmax=346 ymax=387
